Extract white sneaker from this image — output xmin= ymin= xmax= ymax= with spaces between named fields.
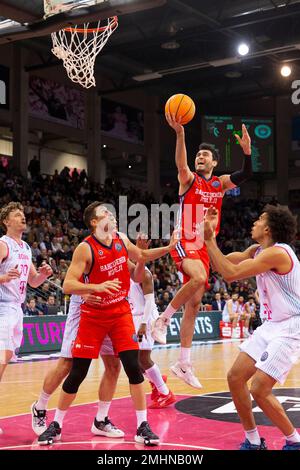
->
xmin=31 ymin=401 xmax=47 ymax=436
xmin=151 ymin=317 xmax=169 ymax=345
xmin=170 ymin=361 xmax=202 ymax=389
xmin=91 ymin=417 xmax=124 ymax=438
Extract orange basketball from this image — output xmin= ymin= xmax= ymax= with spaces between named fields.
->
xmin=165 ymin=93 xmax=195 ymax=125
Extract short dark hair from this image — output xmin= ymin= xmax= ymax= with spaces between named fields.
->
xmin=83 ymin=201 xmax=104 ymax=230
xmin=0 ymin=202 xmax=24 ymax=231
xmin=263 ymin=204 xmax=297 ymax=244
xmin=198 ymin=143 xmax=220 ymax=162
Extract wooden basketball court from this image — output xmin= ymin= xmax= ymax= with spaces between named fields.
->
xmin=1 ymin=340 xmax=300 ymax=450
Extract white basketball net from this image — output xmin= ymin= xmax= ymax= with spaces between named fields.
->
xmin=51 ymin=17 xmax=118 ymax=89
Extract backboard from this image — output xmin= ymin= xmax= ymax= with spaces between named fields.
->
xmin=44 ymin=0 xmax=106 ymax=18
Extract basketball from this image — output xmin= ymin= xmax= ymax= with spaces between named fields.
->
xmin=165 ymin=94 xmax=196 ymax=125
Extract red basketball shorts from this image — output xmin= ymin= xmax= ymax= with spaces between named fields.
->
xmin=170 ymin=240 xmax=210 ymax=288
xmin=72 ymin=302 xmax=139 ymax=359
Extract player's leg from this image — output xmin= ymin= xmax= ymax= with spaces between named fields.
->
xmin=91 ymin=337 xmax=124 ymax=438
xmin=32 ymin=303 xmax=79 ymax=435
xmin=38 ymin=313 xmax=104 ymax=445
xmin=251 ymin=336 xmax=300 ymax=450
xmin=0 ymin=306 xmax=23 ymax=433
xmin=170 ymin=276 xmax=205 ymax=388
xmin=37 ymin=357 xmax=92 ymax=445
xmin=140 ymin=349 xmax=176 ymax=408
xmin=227 ymin=352 xmax=267 ymax=450
xmin=230 ymin=312 xmax=240 ymax=338
xmin=152 ymin=258 xmax=207 ymax=345
xmin=111 ymin=312 xmax=159 ymax=445
xmin=31 ymin=357 xmax=73 ymax=435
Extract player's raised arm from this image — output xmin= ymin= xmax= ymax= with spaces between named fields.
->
xmin=166 ymin=113 xmax=194 ymax=189
xmin=220 ymin=124 xmax=253 ymax=192
xmin=119 ymin=230 xmax=178 ymax=264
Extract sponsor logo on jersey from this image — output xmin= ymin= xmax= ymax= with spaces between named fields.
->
xmin=261 ymin=351 xmax=269 ymax=362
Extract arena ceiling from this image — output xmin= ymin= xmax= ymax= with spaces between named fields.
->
xmin=0 ymin=0 xmax=300 ymax=101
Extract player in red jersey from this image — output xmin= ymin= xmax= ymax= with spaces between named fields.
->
xmin=152 ymin=114 xmax=253 ymax=388
xmin=38 ymin=201 xmax=177 ymax=446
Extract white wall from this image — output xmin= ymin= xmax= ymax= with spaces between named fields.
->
xmin=28 ymin=146 xmax=87 ymax=174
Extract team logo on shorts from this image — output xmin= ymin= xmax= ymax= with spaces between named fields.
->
xmin=212 ymin=180 xmax=221 ymax=188
xmin=115 ymin=243 xmax=122 ymax=252
xmin=261 ymin=351 xmax=268 ymax=361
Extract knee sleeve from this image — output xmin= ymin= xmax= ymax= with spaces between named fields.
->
xmin=62 ymin=358 xmax=91 ymax=394
xmin=119 ymin=350 xmax=144 ymax=385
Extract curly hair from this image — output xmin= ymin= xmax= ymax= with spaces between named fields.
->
xmin=0 ymin=202 xmax=24 ymax=232
xmin=263 ymin=204 xmax=297 ymax=244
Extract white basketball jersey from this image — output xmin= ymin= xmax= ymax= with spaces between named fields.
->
xmin=0 ymin=235 xmax=32 ymax=304
xmin=222 ymin=299 xmax=239 ymax=317
xmin=128 ymin=273 xmax=159 ymax=321
xmin=255 ymin=243 xmax=300 ymax=322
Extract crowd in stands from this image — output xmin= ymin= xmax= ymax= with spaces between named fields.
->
xmin=1 ymin=162 xmax=300 ymax=317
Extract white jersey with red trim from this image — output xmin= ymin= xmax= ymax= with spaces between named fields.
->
xmin=127 ymin=269 xmax=159 ymax=321
xmin=255 ymin=243 xmax=300 ymax=322
xmin=0 ymin=235 xmax=32 ymax=304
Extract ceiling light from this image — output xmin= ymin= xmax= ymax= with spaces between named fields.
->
xmin=161 ymin=40 xmax=180 ymax=50
xmin=225 ymin=71 xmax=242 ymax=78
xmin=132 ymin=72 xmax=162 ymax=82
xmin=209 ymin=57 xmax=241 ymax=67
xmin=237 ymin=43 xmax=250 ymax=56
xmin=281 ymin=65 xmax=292 ymax=77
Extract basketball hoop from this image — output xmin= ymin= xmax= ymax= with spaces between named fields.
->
xmin=51 ymin=16 xmax=118 ymax=89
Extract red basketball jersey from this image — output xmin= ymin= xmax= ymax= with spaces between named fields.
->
xmin=83 ymin=233 xmax=130 ymax=310
xmin=178 ymin=172 xmax=223 ymax=242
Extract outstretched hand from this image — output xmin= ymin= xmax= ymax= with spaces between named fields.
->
xmin=235 ymin=124 xmax=251 ymax=155
xmin=165 ymin=113 xmax=184 ymax=135
xmin=204 ymin=207 xmax=219 ymax=240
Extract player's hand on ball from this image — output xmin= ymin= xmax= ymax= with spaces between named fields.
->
xmin=165 ymin=113 xmax=184 ymax=134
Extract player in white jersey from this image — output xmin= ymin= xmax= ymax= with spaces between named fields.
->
xmin=31 ymin=293 xmax=125 ymax=438
xmin=243 ymin=297 xmax=257 ymax=336
xmin=0 ymin=202 xmax=52 ymax=432
xmin=32 ymin=265 xmax=175 ymax=437
xmin=127 ymin=268 xmax=176 ymax=409
xmin=204 ymin=204 xmax=300 ymax=450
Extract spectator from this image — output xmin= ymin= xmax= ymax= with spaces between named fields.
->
xmin=212 ymin=293 xmax=226 ymax=311
xmin=28 ymin=156 xmax=40 ymax=180
xmin=25 ymin=298 xmax=44 ymax=316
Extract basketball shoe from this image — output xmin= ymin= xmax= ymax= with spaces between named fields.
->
xmin=91 ymin=417 xmax=124 ymax=438
xmin=31 ymin=401 xmax=47 ymax=436
xmin=170 ymin=361 xmax=202 ymax=389
xmin=240 ymin=437 xmax=267 ymax=450
xmin=149 ymin=375 xmax=167 ymax=401
xmin=135 ymin=421 xmax=160 ymax=446
xmin=38 ymin=421 xmax=61 ymax=445
xmin=149 ymin=390 xmax=176 ymax=409
xmin=282 ymin=440 xmax=300 ymax=450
